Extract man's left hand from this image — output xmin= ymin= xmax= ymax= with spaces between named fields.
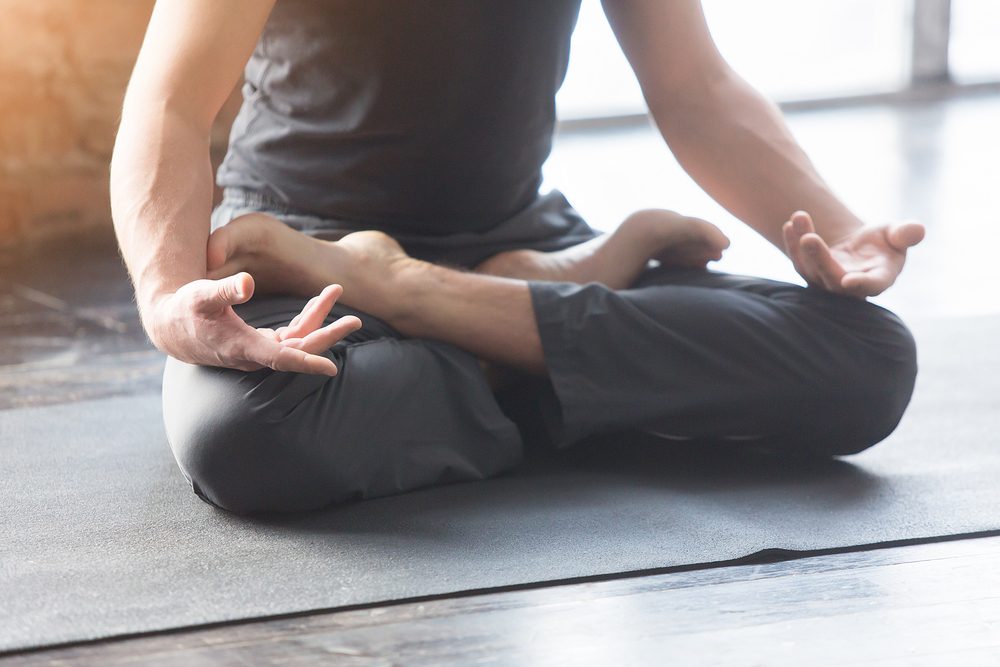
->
xmin=782 ymin=210 xmax=925 ymax=298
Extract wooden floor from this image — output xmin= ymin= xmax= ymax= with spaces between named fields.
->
xmin=4 ymin=535 xmax=1000 ymax=666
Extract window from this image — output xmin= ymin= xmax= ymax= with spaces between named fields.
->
xmin=556 ymin=0 xmax=991 ymax=121
xmin=950 ymin=0 xmax=1000 ymax=83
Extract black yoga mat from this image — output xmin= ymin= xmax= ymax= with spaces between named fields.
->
xmin=1 ymin=314 xmax=998 ymax=653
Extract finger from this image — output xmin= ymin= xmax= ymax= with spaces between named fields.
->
xmin=282 ymin=315 xmax=363 ymax=355
xmin=887 ymin=221 xmax=925 ymax=250
xmin=256 ymin=327 xmax=281 ymax=342
xmin=790 ymin=210 xmax=815 ymax=236
xmin=786 ymin=211 xmax=823 ymax=284
xmin=278 ymin=299 xmax=320 ymax=338
xmin=800 ymin=232 xmax=847 ymax=290
xmin=195 ymin=273 xmax=254 ymax=313
xmin=243 ymin=333 xmax=339 ymax=376
xmin=277 ymin=295 xmax=319 ymax=340
xmin=782 ymin=220 xmax=811 ymax=279
xmin=842 ymin=266 xmax=895 ymax=297
xmin=280 ymin=285 xmax=344 ymax=340
xmin=272 ymin=345 xmax=340 ymax=376
xmin=279 ymin=286 xmax=339 ymax=341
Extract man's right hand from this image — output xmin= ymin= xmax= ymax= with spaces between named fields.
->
xmin=144 ymin=273 xmax=361 ymax=376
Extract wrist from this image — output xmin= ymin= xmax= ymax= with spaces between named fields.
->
xmin=134 ymin=277 xmax=195 ymax=352
xmin=135 ymin=290 xmax=171 ymax=350
xmin=134 ymin=265 xmax=204 ymax=311
xmin=811 ymin=213 xmax=864 ymax=247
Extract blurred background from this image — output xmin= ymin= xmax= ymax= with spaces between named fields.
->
xmin=0 ymin=0 xmax=240 ymax=243
xmin=0 ymin=0 xmax=997 ymax=405
xmin=546 ymin=0 xmax=999 ymax=321
xmin=558 ymin=0 xmax=998 ymax=118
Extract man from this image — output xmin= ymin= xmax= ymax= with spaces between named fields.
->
xmin=111 ymin=0 xmax=924 ymax=514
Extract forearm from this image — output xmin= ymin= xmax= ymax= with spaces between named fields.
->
xmin=110 ymin=102 xmax=214 ymax=325
xmin=649 ymin=69 xmax=863 ymax=248
xmin=110 ymin=0 xmax=273 ymax=337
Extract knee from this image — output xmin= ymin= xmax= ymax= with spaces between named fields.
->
xmin=163 ymin=362 xmax=338 ymax=514
xmin=818 ymin=312 xmax=918 ymax=456
xmin=169 ymin=405 xmax=329 ymax=515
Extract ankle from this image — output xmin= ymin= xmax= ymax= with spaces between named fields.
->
xmin=387 ymin=260 xmax=445 ymax=330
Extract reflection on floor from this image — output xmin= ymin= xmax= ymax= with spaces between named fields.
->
xmin=6 ymin=535 xmax=1000 ymax=666
xmin=546 ymin=92 xmax=1000 ymax=321
xmin=0 ymin=233 xmax=161 ymax=408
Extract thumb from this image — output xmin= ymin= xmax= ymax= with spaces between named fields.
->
xmin=202 ymin=272 xmax=254 ymax=310
xmin=887 ymin=221 xmax=925 ymax=250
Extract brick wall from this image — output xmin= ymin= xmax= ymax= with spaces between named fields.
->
xmin=0 ymin=1 xmax=238 ymax=246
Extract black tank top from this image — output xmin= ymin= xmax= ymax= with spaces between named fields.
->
xmin=217 ymin=0 xmax=583 ymax=234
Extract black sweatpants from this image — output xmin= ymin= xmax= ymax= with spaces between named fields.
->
xmin=161 ymin=192 xmax=917 ymax=514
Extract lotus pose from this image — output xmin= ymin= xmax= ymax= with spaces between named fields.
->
xmin=111 ymin=0 xmax=924 ymax=513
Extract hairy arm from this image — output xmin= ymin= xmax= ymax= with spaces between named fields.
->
xmin=603 ymin=0 xmax=923 ymax=296
xmin=112 ymin=0 xmax=359 ymax=373
xmin=112 ymin=0 xmax=272 ymax=309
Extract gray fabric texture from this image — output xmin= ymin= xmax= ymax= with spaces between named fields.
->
xmin=218 ymin=0 xmax=582 ymax=231
xmin=161 ymin=269 xmax=915 ymax=514
xmin=1 ymin=315 xmax=997 ymax=652
xmin=212 ymin=188 xmax=600 ymax=269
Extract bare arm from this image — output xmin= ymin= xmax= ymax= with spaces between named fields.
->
xmin=112 ymin=0 xmax=359 ymax=373
xmin=603 ymin=0 xmax=923 ymax=296
xmin=112 ymin=0 xmax=270 ymax=308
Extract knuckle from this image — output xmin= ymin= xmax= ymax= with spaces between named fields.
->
xmin=261 ymin=348 xmax=284 ymax=370
xmin=190 ymin=290 xmax=217 ymax=313
xmin=217 ymin=282 xmax=234 ymax=302
xmin=218 ymin=341 xmax=249 ymax=366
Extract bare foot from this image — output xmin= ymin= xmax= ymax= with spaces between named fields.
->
xmin=207 ymin=213 xmax=418 ymax=317
xmin=474 ymin=209 xmax=730 ymax=289
xmin=207 ymin=213 xmax=334 ymax=296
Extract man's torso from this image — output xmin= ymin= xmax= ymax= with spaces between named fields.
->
xmin=218 ymin=0 xmax=583 ymax=234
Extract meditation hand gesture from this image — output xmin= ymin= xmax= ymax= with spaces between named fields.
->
xmin=782 ymin=211 xmax=925 ymax=298
xmin=147 ymin=275 xmax=361 ymax=376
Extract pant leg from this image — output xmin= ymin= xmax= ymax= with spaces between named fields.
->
xmin=162 ymin=297 xmax=523 ymax=514
xmin=529 ymin=266 xmax=917 ymax=456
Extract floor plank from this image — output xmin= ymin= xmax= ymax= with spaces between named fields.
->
xmin=6 ymin=535 xmax=1000 ymax=666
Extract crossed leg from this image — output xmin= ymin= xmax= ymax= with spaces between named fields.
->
xmin=204 ymin=209 xmax=730 ymax=373
xmin=164 ymin=210 xmax=916 ymax=514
